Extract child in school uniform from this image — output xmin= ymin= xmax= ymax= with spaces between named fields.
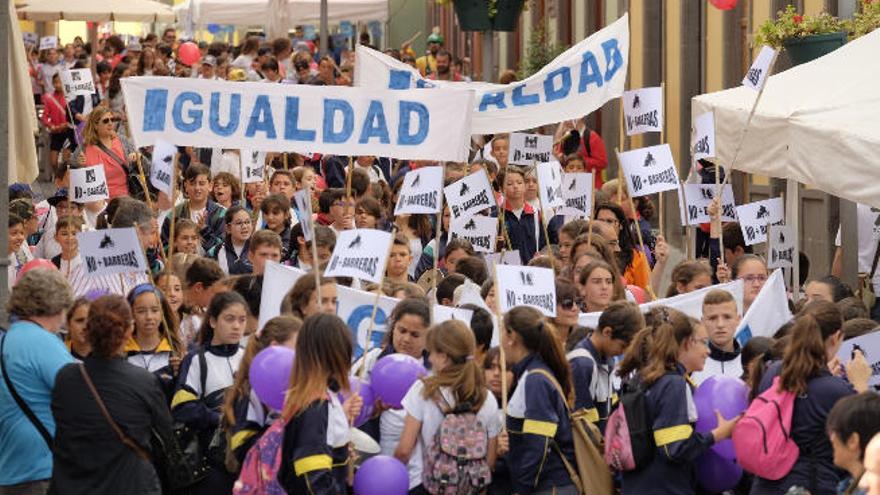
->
xmin=500 ymin=167 xmax=546 ymax=265
xmin=691 ymin=289 xmax=743 ymax=385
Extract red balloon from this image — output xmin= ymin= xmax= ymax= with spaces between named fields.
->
xmin=710 ymin=0 xmax=738 ymax=10
xmin=178 ymin=41 xmax=201 ymax=67
xmin=16 ymin=258 xmax=58 ymax=284
xmin=627 ymin=285 xmax=649 ymax=304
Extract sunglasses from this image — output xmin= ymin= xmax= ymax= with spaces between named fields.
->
xmin=100 ymin=117 xmax=120 ymax=124
xmin=559 ymin=298 xmax=578 ymax=310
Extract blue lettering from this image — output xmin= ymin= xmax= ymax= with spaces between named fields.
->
xmin=172 ymin=92 xmax=202 ymax=133
xmin=543 ymin=67 xmax=572 ymax=102
xmin=511 ymin=84 xmax=539 ymax=106
xmin=143 ymin=89 xmax=168 ymax=131
xmin=478 ymin=91 xmax=506 ymax=112
xmin=322 ymin=99 xmax=354 ymax=144
xmin=415 ymin=79 xmax=435 ymax=89
xmin=398 ymin=101 xmax=429 ymax=145
xmin=284 ymin=96 xmax=316 ymax=141
xmin=359 ymin=100 xmax=390 ymax=144
xmin=389 ymin=70 xmax=411 ymax=89
xmin=602 ymin=38 xmax=624 ymax=82
xmin=209 ymin=92 xmax=240 ymax=137
xmin=245 ymin=95 xmax=277 ymax=138
xmin=578 ymin=51 xmax=604 ymax=92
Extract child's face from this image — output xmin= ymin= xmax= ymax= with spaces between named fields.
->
xmin=524 ymin=175 xmax=538 ymax=201
xmin=227 ymin=211 xmax=252 ymax=243
xmin=176 ymin=227 xmax=200 ymax=254
xmin=55 ymin=227 xmax=78 ymax=254
xmin=213 ymin=179 xmax=232 ymax=205
xmin=491 ymin=139 xmax=509 ymax=166
xmin=8 ymin=223 xmax=25 ymax=253
xmin=263 ymin=207 xmax=287 ymax=232
xmin=158 ymin=274 xmax=183 ymax=311
xmin=565 ymin=159 xmax=585 ymax=173
xmin=270 ymin=175 xmax=293 ymax=198
xmin=53 ymin=76 xmax=62 ymax=93
xmin=185 ymin=174 xmax=210 ymax=203
xmin=210 ymin=303 xmax=248 ymax=345
xmin=503 ymin=173 xmax=525 ymax=202
xmin=297 ymin=169 xmax=316 ymax=192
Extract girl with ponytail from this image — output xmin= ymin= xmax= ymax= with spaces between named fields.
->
xmin=621 ymin=306 xmax=739 ymax=495
xmin=503 ymin=306 xmax=577 ymax=494
xmin=750 ymin=301 xmax=854 ymax=494
xmin=394 ymin=320 xmax=502 ymax=492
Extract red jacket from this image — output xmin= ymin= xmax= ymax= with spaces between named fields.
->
xmin=579 ymin=130 xmax=608 ymax=188
xmin=41 ymin=92 xmax=69 ymax=132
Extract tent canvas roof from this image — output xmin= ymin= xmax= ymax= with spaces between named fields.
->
xmin=176 ymin=0 xmax=387 ymax=27
xmin=16 ymin=0 xmax=175 ymax=23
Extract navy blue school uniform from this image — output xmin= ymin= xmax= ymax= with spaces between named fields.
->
xmin=567 ymin=335 xmax=614 ymax=432
xmin=502 ymin=202 xmax=546 ymax=265
xmin=749 ymin=361 xmax=854 ymax=495
xmin=507 ymin=353 xmax=576 ymax=494
xmin=621 ymin=364 xmax=714 ymax=495
xmin=278 ymin=398 xmax=347 ymax=494
xmin=228 ymin=389 xmax=272 ymax=466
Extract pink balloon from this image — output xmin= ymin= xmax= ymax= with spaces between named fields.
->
xmin=16 ymin=258 xmax=57 ymax=284
xmin=178 ymin=41 xmax=201 ymax=66
xmin=709 ymin=0 xmax=738 ymax=10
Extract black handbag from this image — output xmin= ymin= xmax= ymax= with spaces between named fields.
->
xmin=95 ymin=141 xmax=148 ymax=201
xmin=169 ymin=350 xmax=212 ymax=488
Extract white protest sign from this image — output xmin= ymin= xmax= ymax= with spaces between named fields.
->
xmin=258 ymin=261 xmax=306 ymax=330
xmin=692 ymin=112 xmax=716 ymax=160
xmin=444 ymin=169 xmax=495 ymax=223
xmin=496 ymin=264 xmax=557 ymax=317
xmin=679 ymin=184 xmax=736 ymax=226
xmin=768 ymin=224 xmax=796 ymax=269
xmin=337 ymin=284 xmax=401 ymax=358
xmin=324 ymin=229 xmax=392 ymax=283
xmin=432 ymin=305 xmax=474 ymax=327
xmin=240 ymin=149 xmax=267 ymax=183
xmin=536 ymin=161 xmax=564 ymax=210
xmin=743 ymin=46 xmax=776 ymax=91
xmin=559 ymin=172 xmax=593 ymax=217
xmin=23 ymin=32 xmax=38 ymax=46
xmin=354 ymin=14 xmax=629 ymax=134
xmin=622 ymin=87 xmax=663 ymax=135
xmin=60 ymin=69 xmax=95 ymax=100
xmin=121 ymin=77 xmax=474 ymax=162
xmin=292 ymin=189 xmax=313 ymax=242
xmin=508 ymin=133 xmax=554 ymax=166
xmin=39 ymin=36 xmax=57 ymax=51
xmin=619 ymin=144 xmax=680 ymax=197
xmin=70 ymin=165 xmax=109 ymax=203
xmin=735 ymin=197 xmax=784 ymax=246
xmin=150 ymin=139 xmax=176 ymax=195
xmin=450 ymin=215 xmax=497 ymax=254
xmin=837 ymin=332 xmax=880 ymax=390
xmin=77 ymin=228 xmax=148 ymax=277
xmin=394 ymin=166 xmax=443 ymax=215
xmin=484 ymin=250 xmax=521 ymax=267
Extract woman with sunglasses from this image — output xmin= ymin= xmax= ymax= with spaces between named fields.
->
xmin=552 ymin=278 xmax=588 ymax=352
xmin=76 ymin=106 xmax=135 ymax=199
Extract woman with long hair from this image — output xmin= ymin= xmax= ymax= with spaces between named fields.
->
xmin=749 ymin=301 xmax=854 ymax=494
xmin=620 ymin=307 xmax=739 ymax=494
xmin=212 ymin=205 xmax=253 ymax=275
xmin=394 ymin=320 xmax=502 ymax=492
xmin=171 ymin=292 xmax=248 ymax=494
xmin=665 ymin=260 xmax=713 ymax=297
xmin=278 ymin=314 xmax=356 ymax=493
xmin=579 ymin=260 xmax=626 ymax=313
xmin=281 ymin=275 xmax=338 ymax=320
xmin=503 ymin=306 xmax=577 ymax=494
xmin=66 ymin=297 xmax=91 ymax=360
xmin=594 ymin=202 xmax=650 ymax=291
xmin=125 ymin=284 xmax=184 ymax=399
xmin=552 ymin=277 xmax=588 ymax=351
xmin=77 ymin=105 xmax=134 ymax=198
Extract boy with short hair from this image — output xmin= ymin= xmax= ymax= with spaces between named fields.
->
xmin=385 ymin=233 xmax=413 ymax=283
xmin=260 ymin=194 xmax=293 ymax=261
xmin=248 ymin=229 xmax=283 ymax=276
xmin=490 ymin=134 xmax=509 ymax=170
xmin=269 ymin=169 xmax=294 ymax=200
xmin=52 ymin=216 xmax=91 ymax=296
xmin=290 ymin=224 xmax=335 ymax=270
xmin=173 ymin=219 xmax=202 ymax=255
xmin=691 ymin=289 xmax=743 ymax=385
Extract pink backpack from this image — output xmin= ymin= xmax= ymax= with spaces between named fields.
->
xmin=732 ymin=376 xmax=800 ymax=480
xmin=233 ymin=418 xmax=289 ymax=495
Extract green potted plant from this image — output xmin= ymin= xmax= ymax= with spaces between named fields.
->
xmin=436 ymin=0 xmax=526 ymax=32
xmin=847 ymin=0 xmax=880 ymax=38
xmin=754 ymin=5 xmax=847 ymax=65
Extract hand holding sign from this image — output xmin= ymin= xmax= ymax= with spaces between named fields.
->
xmin=508 ymin=133 xmax=554 ymax=166
xmin=623 ymin=87 xmax=663 ymax=135
xmin=324 ymin=229 xmax=393 ymax=284
xmin=618 ymin=144 xmax=680 ymax=197
xmin=394 ymin=166 xmax=443 ymax=215
xmin=70 ymin=165 xmax=109 ymax=203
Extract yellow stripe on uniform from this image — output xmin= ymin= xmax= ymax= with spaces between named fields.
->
xmin=579 ymin=408 xmax=600 ymax=423
xmin=230 ymin=430 xmax=257 ymax=451
xmin=294 ymin=454 xmax=333 ymax=476
xmin=170 ymin=389 xmax=197 ymax=409
xmin=523 ymin=419 xmax=558 ymax=438
xmin=654 ymin=425 xmax=693 ymax=446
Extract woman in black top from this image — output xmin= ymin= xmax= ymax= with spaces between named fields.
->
xmin=50 ymin=295 xmax=175 ymax=495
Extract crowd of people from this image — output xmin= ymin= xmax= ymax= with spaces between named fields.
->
xmin=3 ymin=26 xmax=880 ymax=495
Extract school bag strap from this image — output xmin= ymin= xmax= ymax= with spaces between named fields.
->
xmin=0 ymin=334 xmax=53 ymax=449
xmin=528 ymin=368 xmax=585 ymax=491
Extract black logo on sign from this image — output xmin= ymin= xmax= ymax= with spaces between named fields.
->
xmin=747 ymin=67 xmax=762 ymax=87
xmin=99 ymin=234 xmax=114 ymax=249
xmin=464 ymin=219 xmax=476 ymax=230
xmin=525 ymin=136 xmax=538 ymax=148
xmin=568 ymin=178 xmax=577 ymax=190
xmin=643 ymin=153 xmax=656 ymax=168
xmin=779 ymin=231 xmax=785 ymax=244
xmin=632 ymin=94 xmax=641 ymax=108
xmin=71 ymin=71 xmax=82 ymax=81
xmin=162 ymin=154 xmax=173 ymax=164
xmin=519 ymin=271 xmax=534 ymax=286
xmin=410 ymin=173 xmax=420 ymax=187
xmin=459 ymin=182 xmax=470 ymax=196
xmin=348 ymin=235 xmax=362 ymax=249
xmin=85 ymin=169 xmax=96 ymax=182
xmin=756 ymin=205 xmax=770 ymax=219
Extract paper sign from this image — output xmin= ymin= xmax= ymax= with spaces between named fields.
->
xmin=23 ymin=32 xmax=38 ymax=46
xmin=619 ymin=144 xmax=680 ymax=197
xmin=70 ymin=165 xmax=109 ymax=202
xmin=394 ymin=166 xmax=443 ymax=215
xmin=432 ymin=305 xmax=474 ymax=327
xmin=39 ymin=36 xmax=57 ymax=51
xmin=240 ymin=149 xmax=266 ymax=183
xmin=292 ymin=189 xmax=313 ymax=242
xmin=77 ymin=228 xmax=148 ymax=277
xmin=680 ymin=184 xmax=736 ymax=226
xmin=324 ymin=229 xmax=392 ymax=283
xmin=692 ymin=112 xmax=716 ymax=161
xmin=484 ymin=250 xmax=521 ymax=267
xmin=623 ymin=87 xmax=663 ymax=135
xmin=444 ymin=169 xmax=495 ymax=223
xmin=743 ymin=46 xmax=776 ymax=91
xmin=508 ymin=133 xmax=554 ymax=166
xmin=536 ymin=161 xmax=564 ymax=210
xmin=337 ymin=284 xmax=401 ymax=358
xmin=258 ymin=261 xmax=306 ymax=330
xmin=496 ymin=264 xmax=556 ymax=317
xmin=150 ymin=139 xmax=176 ymax=195
xmin=60 ymin=69 xmax=95 ymax=100
xmin=559 ymin=172 xmax=593 ymax=218
xmin=735 ymin=197 xmax=784 ymax=245
xmin=837 ymin=332 xmax=880 ymax=391
xmin=450 ymin=215 xmax=497 ymax=254
xmin=768 ymin=224 xmax=796 ymax=269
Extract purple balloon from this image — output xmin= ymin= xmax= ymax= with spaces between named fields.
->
xmin=697 ymin=449 xmax=743 ymax=492
xmin=694 ymin=375 xmax=748 ymax=460
xmin=353 ymin=455 xmax=409 ymax=495
xmin=340 ymin=376 xmax=375 ymax=428
xmin=85 ymin=288 xmax=110 ymax=301
xmin=371 ymin=353 xmax=427 ymax=408
xmin=250 ymin=346 xmax=295 ymax=411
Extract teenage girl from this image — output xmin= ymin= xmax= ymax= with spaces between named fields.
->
xmin=213 ymin=205 xmax=253 ymax=275
xmin=281 ymin=275 xmax=338 ymax=320
xmin=65 ymin=297 xmax=91 ymax=361
xmin=126 ymin=283 xmax=185 ymax=400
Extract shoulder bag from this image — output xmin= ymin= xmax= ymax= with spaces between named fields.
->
xmin=95 ymin=141 xmax=147 ymax=200
xmin=0 ymin=334 xmax=53 ymax=449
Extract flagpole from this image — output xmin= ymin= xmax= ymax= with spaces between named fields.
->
xmin=616 ymin=148 xmax=656 ymax=301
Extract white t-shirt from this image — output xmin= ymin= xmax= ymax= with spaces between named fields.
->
xmin=835 ymin=203 xmax=880 ymax=293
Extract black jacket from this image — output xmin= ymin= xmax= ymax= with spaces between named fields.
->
xmin=49 ymin=357 xmax=174 ymax=495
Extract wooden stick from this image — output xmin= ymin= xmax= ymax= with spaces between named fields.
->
xmin=492 ymin=262 xmax=509 ymax=418
xmin=167 ymin=153 xmax=179 ymax=261
xmin=616 ymin=148 xmax=657 ymax=300
xmin=659 ymin=81 xmax=666 ymax=240
xmin=586 ymin=173 xmax=596 ymax=250
xmin=432 ymin=166 xmax=446 ymax=293
xmin=532 ymin=162 xmax=557 ymax=272
xmin=309 ymin=204 xmax=322 ymax=306
xmin=679 ymin=181 xmax=694 ymax=261
xmin=360 ymin=232 xmax=396 ymax=380
xmin=134 ymin=153 xmax=165 ymax=266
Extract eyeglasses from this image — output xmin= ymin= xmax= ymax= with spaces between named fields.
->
xmin=558 ymin=298 xmax=578 ymax=310
xmin=742 ymin=274 xmax=768 ymax=284
xmin=691 ymin=337 xmax=710 ymax=347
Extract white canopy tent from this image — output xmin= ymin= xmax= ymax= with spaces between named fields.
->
xmin=174 ymin=0 xmax=387 ymax=29
xmin=692 ymin=28 xmax=880 ymax=209
xmin=16 ymin=0 xmax=175 ymax=22
xmin=7 ymin=0 xmax=37 ymax=184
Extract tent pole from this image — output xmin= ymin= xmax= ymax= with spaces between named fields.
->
xmin=0 ymin=0 xmax=9 ymax=324
xmin=787 ymin=179 xmax=800 ymax=302
xmin=320 ymin=0 xmax=329 ymax=57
